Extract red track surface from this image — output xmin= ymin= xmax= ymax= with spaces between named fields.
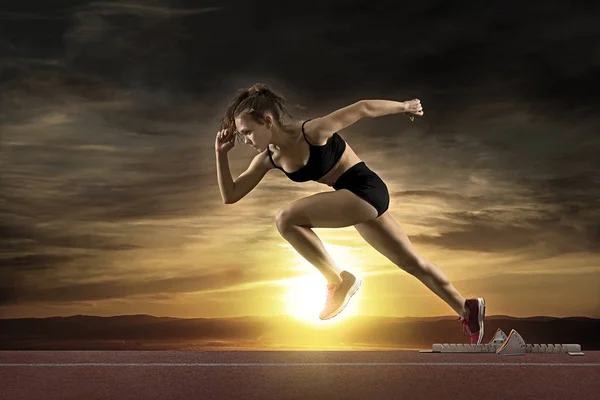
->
xmin=2 ymin=350 xmax=599 ymax=400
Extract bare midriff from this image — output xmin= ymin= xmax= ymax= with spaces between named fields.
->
xmin=316 ymin=143 xmax=362 ymax=187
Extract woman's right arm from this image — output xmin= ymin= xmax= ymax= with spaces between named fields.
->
xmin=216 ymin=150 xmax=272 ymax=204
xmin=216 ymin=151 xmax=236 ymax=203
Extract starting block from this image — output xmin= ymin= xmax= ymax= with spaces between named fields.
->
xmin=419 ymin=328 xmax=584 ymax=356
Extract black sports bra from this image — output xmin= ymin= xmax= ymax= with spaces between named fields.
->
xmin=266 ymin=119 xmax=346 ymax=182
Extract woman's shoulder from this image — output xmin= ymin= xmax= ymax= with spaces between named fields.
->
xmin=287 ymin=118 xmax=324 ymax=145
xmin=285 ymin=119 xmax=304 ymax=134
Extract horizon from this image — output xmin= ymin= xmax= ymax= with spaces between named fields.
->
xmin=3 ymin=312 xmax=597 ymax=320
xmin=3 ymin=313 xmax=598 ymax=352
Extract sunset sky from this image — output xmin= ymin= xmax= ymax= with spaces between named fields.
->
xmin=1 ymin=0 xmax=599 ymax=321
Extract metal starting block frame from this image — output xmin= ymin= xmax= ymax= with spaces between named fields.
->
xmin=420 ymin=328 xmax=585 ymax=356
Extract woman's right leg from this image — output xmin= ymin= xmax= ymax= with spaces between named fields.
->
xmin=275 ymin=189 xmax=381 ymax=319
xmin=275 ymin=189 xmax=379 ymax=285
xmin=279 ymin=224 xmax=344 ymax=284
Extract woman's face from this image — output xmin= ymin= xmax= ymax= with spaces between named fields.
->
xmin=234 ymin=114 xmax=272 ymax=152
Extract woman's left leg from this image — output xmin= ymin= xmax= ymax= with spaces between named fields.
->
xmin=354 ymin=211 xmax=487 ymax=343
xmin=353 ymin=211 xmax=468 ymax=318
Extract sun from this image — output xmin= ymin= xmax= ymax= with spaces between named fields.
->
xmin=280 ymin=243 xmax=363 ymax=325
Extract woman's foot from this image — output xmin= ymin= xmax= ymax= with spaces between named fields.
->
xmin=458 ymin=298 xmax=486 ymax=344
xmin=319 ymin=271 xmax=362 ymax=320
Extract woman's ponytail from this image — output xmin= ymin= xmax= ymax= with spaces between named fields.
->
xmin=219 ymin=83 xmax=302 ymax=143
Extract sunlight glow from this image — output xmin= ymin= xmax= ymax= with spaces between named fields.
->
xmin=281 ymin=243 xmax=363 ymax=325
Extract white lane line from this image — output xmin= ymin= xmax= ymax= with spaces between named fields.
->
xmin=0 ymin=362 xmax=599 ymax=367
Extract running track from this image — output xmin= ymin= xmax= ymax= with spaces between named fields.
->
xmin=2 ymin=350 xmax=599 ymax=399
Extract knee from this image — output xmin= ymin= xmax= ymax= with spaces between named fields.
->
xmin=275 ymin=207 xmax=297 ymax=235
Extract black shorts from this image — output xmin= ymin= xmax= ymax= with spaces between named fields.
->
xmin=333 ymin=162 xmax=390 ymax=217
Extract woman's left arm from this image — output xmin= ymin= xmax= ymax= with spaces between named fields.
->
xmin=363 ymin=99 xmax=422 ymax=118
xmin=309 ymin=99 xmax=422 ymax=141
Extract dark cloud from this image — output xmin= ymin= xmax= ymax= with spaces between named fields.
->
xmin=0 ymin=212 xmax=36 ymax=253
xmin=0 ymin=254 xmax=77 ymax=271
xmin=0 ymin=252 xmax=82 ymax=306
xmin=410 ymin=210 xmax=536 ymax=253
xmin=410 ymin=205 xmax=600 ymax=256
xmin=456 ymin=270 xmax=600 ymax=297
xmin=0 ymin=12 xmax=67 ymax=20
xmin=42 ymin=233 xmax=140 ymax=251
xmin=393 ymin=190 xmax=489 ymax=210
xmin=3 ymin=268 xmax=251 ymax=305
xmin=523 ymin=172 xmax=600 ymax=212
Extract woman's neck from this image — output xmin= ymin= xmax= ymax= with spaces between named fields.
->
xmin=270 ymin=121 xmax=298 ymax=149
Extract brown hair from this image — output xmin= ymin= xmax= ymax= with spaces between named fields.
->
xmin=219 ymin=83 xmax=301 ymax=143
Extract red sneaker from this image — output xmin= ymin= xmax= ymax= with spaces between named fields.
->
xmin=458 ymin=298 xmax=486 ymax=345
xmin=319 ymin=271 xmax=362 ymax=320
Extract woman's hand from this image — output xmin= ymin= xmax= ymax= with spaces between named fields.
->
xmin=404 ymin=99 xmax=424 ymax=121
xmin=215 ymin=128 xmax=236 ymax=154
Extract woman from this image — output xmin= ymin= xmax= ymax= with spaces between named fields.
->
xmin=215 ymin=83 xmax=486 ymax=344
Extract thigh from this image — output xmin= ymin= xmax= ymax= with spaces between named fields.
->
xmin=278 ymin=189 xmax=379 ymax=229
xmin=353 ymin=212 xmax=423 ymax=266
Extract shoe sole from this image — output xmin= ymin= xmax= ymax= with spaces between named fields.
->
xmin=477 ymin=297 xmax=486 ymax=345
xmin=321 ymin=277 xmax=362 ymax=320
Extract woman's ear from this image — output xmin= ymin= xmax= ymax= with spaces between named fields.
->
xmin=264 ymin=114 xmax=273 ymax=129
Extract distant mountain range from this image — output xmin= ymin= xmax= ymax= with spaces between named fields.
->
xmin=1 ymin=315 xmax=597 ymax=351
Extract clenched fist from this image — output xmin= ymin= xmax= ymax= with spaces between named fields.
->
xmin=404 ymin=99 xmax=424 ymax=121
xmin=215 ymin=128 xmax=235 ymax=154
